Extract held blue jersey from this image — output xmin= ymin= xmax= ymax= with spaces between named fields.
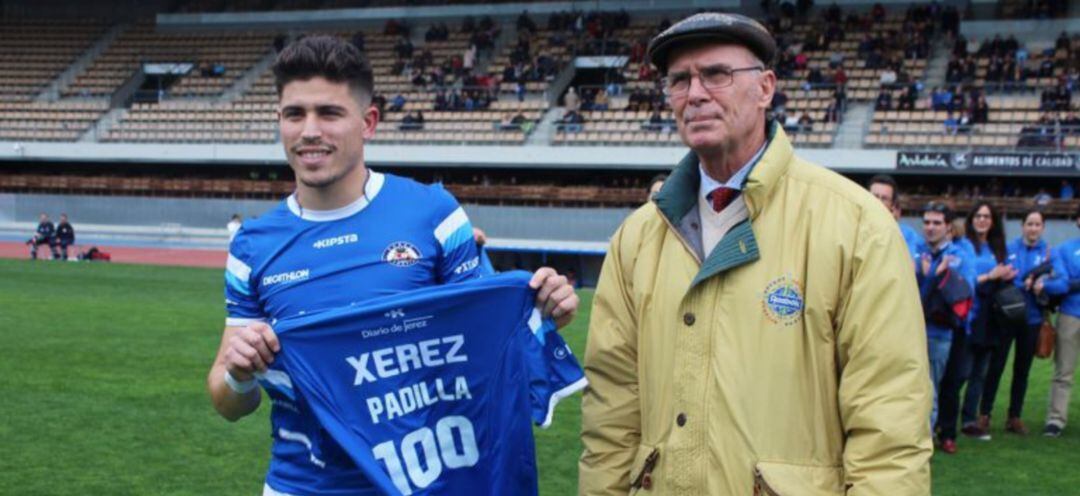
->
xmin=222 ymin=172 xmax=491 ymax=495
xmin=272 ymin=271 xmax=587 ymax=496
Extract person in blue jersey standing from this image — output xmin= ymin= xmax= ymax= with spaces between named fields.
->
xmin=205 ymin=36 xmax=579 ymax=496
xmin=914 ymin=201 xmax=974 ymax=447
xmin=1040 ymin=206 xmax=1080 ymax=437
xmin=868 ymin=174 xmax=923 ymax=257
xmin=958 ymin=202 xmax=1016 ymax=442
xmin=981 ymin=209 xmax=1050 ymax=435
xmin=936 ymin=202 xmax=1014 ymax=452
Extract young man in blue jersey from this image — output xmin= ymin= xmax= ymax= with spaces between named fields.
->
xmin=206 ymin=35 xmax=579 ymax=495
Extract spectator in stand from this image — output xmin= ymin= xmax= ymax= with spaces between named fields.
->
xmin=970 ymin=95 xmax=990 ymax=124
xmin=400 ymin=111 xmax=424 ymax=131
xmin=593 ymin=88 xmax=610 ymax=111
xmin=898 ymin=86 xmax=917 ymax=111
xmin=52 ymin=213 xmax=75 ymax=261
xmin=797 ymin=112 xmax=814 ymax=133
xmin=1041 ymin=206 xmax=1080 ymax=437
xmin=771 ymin=88 xmax=788 ymax=114
xmin=559 ymin=109 xmax=584 ymax=132
xmin=563 ymin=87 xmax=580 ymax=112
xmin=824 ymin=101 xmax=841 ymax=123
xmin=982 ymin=210 xmax=1052 ymax=436
xmin=389 ymin=93 xmax=406 ymax=112
xmin=880 ymin=67 xmax=898 ymax=87
xmin=1061 ymin=180 xmax=1076 ymax=200
xmin=1034 ymin=188 xmax=1053 ymax=206
xmin=26 ymin=213 xmax=56 ymax=260
xmin=875 ymin=89 xmax=892 ymax=111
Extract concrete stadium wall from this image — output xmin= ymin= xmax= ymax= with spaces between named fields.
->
xmin=0 ymin=193 xmax=632 ymax=242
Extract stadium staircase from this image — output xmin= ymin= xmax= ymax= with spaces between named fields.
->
xmin=36 ymin=22 xmax=128 ymax=102
xmin=525 ymin=107 xmax=564 ymax=146
xmin=922 ymin=39 xmax=952 ymax=89
xmin=80 ymin=107 xmax=127 ymax=142
xmin=219 ymin=46 xmax=282 ymax=103
xmin=833 ymin=102 xmax=873 ymax=149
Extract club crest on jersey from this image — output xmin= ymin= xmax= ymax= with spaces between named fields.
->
xmin=384 ymin=242 xmax=422 ymax=267
xmin=761 ymin=274 xmax=804 ymax=326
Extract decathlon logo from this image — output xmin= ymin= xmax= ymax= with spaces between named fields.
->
xmin=262 ymin=269 xmax=310 ymax=287
xmin=313 ymin=233 xmax=358 ymax=249
xmin=385 ymin=308 xmax=406 ymax=319
xmin=383 ymin=242 xmax=422 ymax=267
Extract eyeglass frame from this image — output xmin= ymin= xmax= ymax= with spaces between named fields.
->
xmin=662 ymin=64 xmax=765 ymax=97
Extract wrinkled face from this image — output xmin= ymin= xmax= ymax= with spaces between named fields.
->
xmin=923 ymin=211 xmax=948 ymax=246
xmin=972 ymin=205 xmax=993 ymax=235
xmin=278 ymin=77 xmax=378 ymax=190
xmin=666 ymin=43 xmax=774 ymax=155
xmin=1022 ymin=212 xmax=1044 ymax=243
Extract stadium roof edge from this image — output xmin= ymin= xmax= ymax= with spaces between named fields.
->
xmin=156 ymin=0 xmax=738 ymax=30
xmin=0 ymin=141 xmax=898 ymax=172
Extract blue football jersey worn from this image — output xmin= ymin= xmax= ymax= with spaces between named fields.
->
xmin=222 ymin=172 xmax=492 ymax=495
xmin=272 ymin=271 xmax=587 ymax=496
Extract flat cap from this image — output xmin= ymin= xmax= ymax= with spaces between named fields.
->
xmin=647 ymin=12 xmax=777 ymax=75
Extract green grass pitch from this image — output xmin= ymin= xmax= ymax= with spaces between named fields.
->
xmin=1 ymin=258 xmax=1078 ymax=494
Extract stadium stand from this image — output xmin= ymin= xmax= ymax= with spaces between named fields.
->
xmin=0 ymin=18 xmax=109 ymax=102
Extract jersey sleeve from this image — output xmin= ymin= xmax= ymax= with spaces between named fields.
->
xmin=224 ymin=231 xmax=264 ymax=326
xmin=522 ymin=308 xmax=588 ymax=429
xmin=430 ymin=185 xmax=492 ymax=283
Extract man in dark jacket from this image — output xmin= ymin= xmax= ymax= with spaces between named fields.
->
xmin=25 ymin=213 xmax=56 ymax=260
xmin=52 ymin=213 xmax=75 ymax=261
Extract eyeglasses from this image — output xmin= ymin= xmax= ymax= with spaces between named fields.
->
xmin=662 ymin=64 xmax=764 ymax=97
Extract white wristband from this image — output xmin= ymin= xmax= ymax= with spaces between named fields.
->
xmin=224 ymin=370 xmax=258 ymax=394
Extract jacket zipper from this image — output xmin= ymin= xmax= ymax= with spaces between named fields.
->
xmin=753 ymin=468 xmax=781 ymax=496
xmin=630 ymin=450 xmax=660 ymax=491
xmin=656 ymin=210 xmax=702 ymax=266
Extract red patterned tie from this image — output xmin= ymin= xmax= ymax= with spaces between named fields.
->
xmin=709 ymin=187 xmax=739 ymax=213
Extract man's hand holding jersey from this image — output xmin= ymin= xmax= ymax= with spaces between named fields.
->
xmin=529 ymin=267 xmax=579 ymax=329
xmin=225 ymin=322 xmax=281 ymax=381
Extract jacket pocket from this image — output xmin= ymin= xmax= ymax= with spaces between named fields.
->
xmin=628 ymin=445 xmax=659 ymax=494
xmin=753 ymin=462 xmax=845 ymax=496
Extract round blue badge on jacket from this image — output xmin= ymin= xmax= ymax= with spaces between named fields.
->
xmin=762 ymin=275 xmax=804 ymax=326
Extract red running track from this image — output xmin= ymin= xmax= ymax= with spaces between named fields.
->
xmin=0 ymin=242 xmax=226 ymax=268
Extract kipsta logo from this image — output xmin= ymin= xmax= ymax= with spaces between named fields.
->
xmin=760 ymin=275 xmax=805 ymax=326
xmin=383 ymin=242 xmax=422 ymax=267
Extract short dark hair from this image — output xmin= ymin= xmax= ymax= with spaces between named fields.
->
xmin=923 ymin=201 xmax=954 ymax=222
xmin=648 ymin=173 xmax=668 ymax=192
xmin=273 ymin=35 xmax=374 ymax=105
xmin=868 ymin=174 xmax=899 ymax=204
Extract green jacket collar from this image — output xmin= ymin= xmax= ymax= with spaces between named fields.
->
xmin=653 ymin=121 xmax=793 ymax=288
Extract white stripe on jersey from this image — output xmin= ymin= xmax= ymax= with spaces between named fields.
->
xmin=540 ymin=376 xmax=588 ymax=429
xmin=277 ymin=428 xmax=326 ymax=468
xmin=434 ymin=207 xmax=470 ymax=246
xmin=225 ymin=317 xmax=265 ymax=327
xmin=227 ymin=254 xmax=252 ymax=281
xmin=256 ymin=369 xmax=294 ymax=390
xmin=528 ymin=307 xmax=543 ymax=335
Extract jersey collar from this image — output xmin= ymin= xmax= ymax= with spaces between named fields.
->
xmin=287 ymin=171 xmax=386 ymax=222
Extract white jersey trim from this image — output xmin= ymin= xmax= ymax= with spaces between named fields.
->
xmin=286 ymin=171 xmax=385 ymax=222
xmin=539 ymin=376 xmax=588 ymax=429
xmin=225 ymin=317 xmax=265 ymax=327
xmin=434 ymin=207 xmax=469 ymax=245
xmin=226 ymin=254 xmax=252 ymax=281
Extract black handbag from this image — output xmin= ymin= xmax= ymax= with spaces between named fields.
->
xmin=992 ymin=284 xmax=1028 ymax=328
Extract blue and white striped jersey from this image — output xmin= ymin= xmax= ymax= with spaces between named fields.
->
xmin=223 ymin=171 xmax=491 ymax=495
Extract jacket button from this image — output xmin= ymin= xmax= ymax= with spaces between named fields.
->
xmin=676 ymin=413 xmax=687 ymax=427
xmin=683 ymin=312 xmax=695 ymax=326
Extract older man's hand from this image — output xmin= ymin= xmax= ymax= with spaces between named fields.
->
xmin=529 ymin=267 xmax=579 ymax=329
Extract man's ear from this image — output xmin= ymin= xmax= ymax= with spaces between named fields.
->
xmin=758 ymin=70 xmax=777 ymax=110
xmin=362 ymin=105 xmax=379 ymax=139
